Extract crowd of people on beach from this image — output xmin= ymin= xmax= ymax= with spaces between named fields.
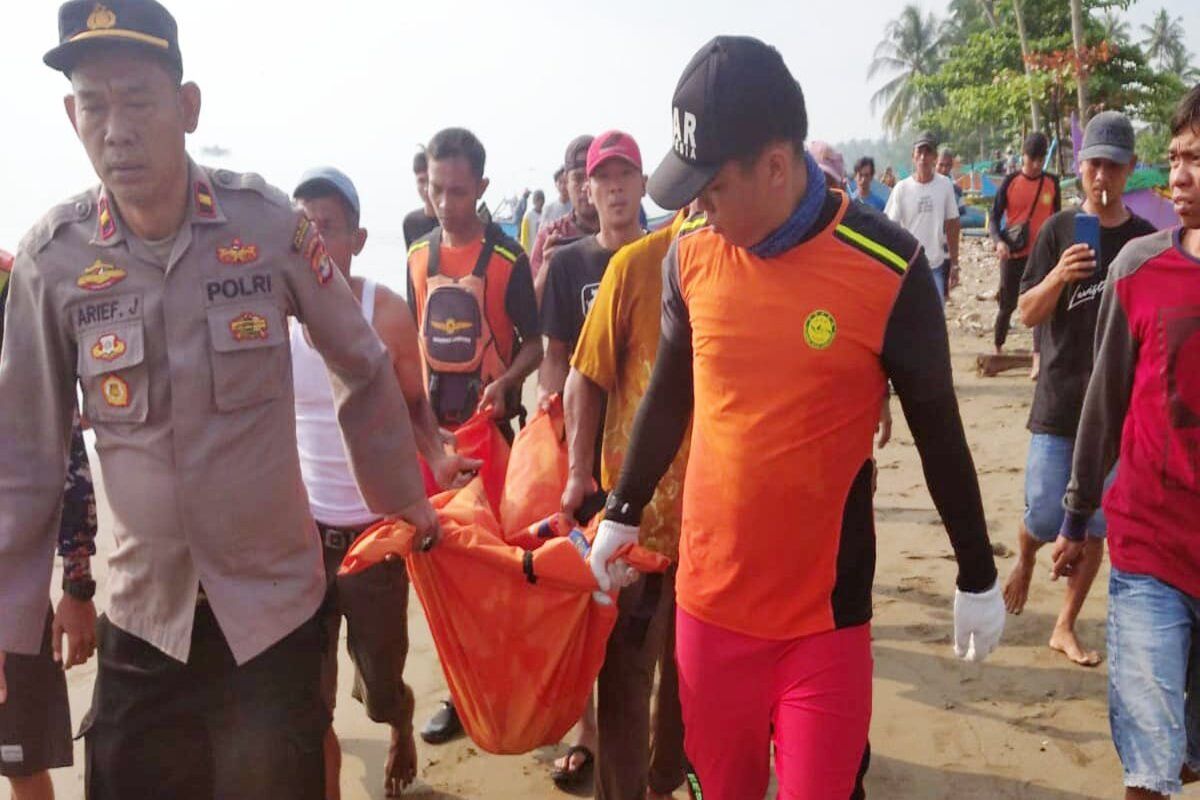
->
xmin=0 ymin=2 xmax=1198 ymax=800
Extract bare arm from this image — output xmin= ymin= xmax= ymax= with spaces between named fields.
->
xmin=945 ymin=217 xmax=960 ymax=266
xmin=562 ymin=368 xmax=604 ymax=516
xmin=538 ymin=338 xmax=571 ymax=405
xmin=370 ymin=287 xmax=443 ymax=464
xmin=372 ymin=287 xmax=481 ymax=488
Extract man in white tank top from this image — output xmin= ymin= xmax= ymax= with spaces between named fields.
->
xmin=292 ymin=168 xmax=480 ymax=800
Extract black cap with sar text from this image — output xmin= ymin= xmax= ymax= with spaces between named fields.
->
xmin=45 ymin=0 xmax=183 ymax=76
xmin=648 ymin=36 xmax=808 ymax=210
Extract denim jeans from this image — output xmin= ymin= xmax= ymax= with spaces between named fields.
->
xmin=1107 ymin=568 xmax=1200 ymax=795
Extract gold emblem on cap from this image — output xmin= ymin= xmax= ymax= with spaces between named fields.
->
xmin=87 ymin=4 xmax=117 ymax=31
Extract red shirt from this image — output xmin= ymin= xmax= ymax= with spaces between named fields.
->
xmin=1065 ymin=228 xmax=1200 ymax=597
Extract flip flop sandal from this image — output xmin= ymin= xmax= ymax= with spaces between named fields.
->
xmin=550 ymin=744 xmax=594 ymax=791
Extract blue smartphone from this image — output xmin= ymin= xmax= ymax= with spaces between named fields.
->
xmin=1074 ymin=214 xmax=1101 ymax=263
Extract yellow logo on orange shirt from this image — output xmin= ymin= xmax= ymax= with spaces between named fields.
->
xmin=804 ymin=310 xmax=837 ymax=350
xmin=1041 ymin=192 xmax=1054 ymax=206
xmin=77 ymin=260 xmax=126 ymax=291
xmin=101 ymin=374 xmax=129 ymax=408
xmin=431 ymin=318 xmax=474 ymax=336
xmin=86 ymin=4 xmax=116 ymax=30
xmin=90 ymin=332 xmax=127 ymax=361
xmin=229 ymin=312 xmax=269 ymax=342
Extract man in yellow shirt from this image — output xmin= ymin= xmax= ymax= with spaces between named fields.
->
xmin=562 ymin=206 xmax=692 ymax=799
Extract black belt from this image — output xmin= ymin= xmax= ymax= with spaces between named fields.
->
xmin=318 ymin=522 xmax=373 ymax=552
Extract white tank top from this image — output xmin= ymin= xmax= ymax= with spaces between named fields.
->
xmin=292 ymin=279 xmax=380 ymax=527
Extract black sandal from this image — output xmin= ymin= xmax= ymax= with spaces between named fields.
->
xmin=550 ymin=744 xmax=594 ymax=790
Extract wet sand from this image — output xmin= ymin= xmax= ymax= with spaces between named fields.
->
xmin=33 ymin=238 xmax=1195 ymax=799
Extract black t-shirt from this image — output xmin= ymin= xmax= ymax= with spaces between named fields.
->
xmin=403 ymin=208 xmax=439 ymax=249
xmin=1020 ymin=208 xmax=1157 ymax=437
xmin=540 ymin=235 xmax=614 ymax=348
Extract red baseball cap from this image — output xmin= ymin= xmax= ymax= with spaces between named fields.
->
xmin=586 ymin=131 xmax=643 ymax=178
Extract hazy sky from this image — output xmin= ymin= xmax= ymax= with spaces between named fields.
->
xmin=1 ymin=0 xmax=1196 ymax=284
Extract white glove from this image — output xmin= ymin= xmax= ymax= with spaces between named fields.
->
xmin=589 ymin=519 xmax=640 ymax=594
xmin=953 ymin=581 xmax=1005 ymax=663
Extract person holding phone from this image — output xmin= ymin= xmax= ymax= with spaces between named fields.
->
xmin=1000 ymin=111 xmax=1156 ymax=666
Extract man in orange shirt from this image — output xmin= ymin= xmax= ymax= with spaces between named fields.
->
xmin=590 ymin=36 xmax=1005 ymax=797
xmin=405 ymin=128 xmax=543 ymax=743
xmin=990 ymin=132 xmax=1061 ymax=355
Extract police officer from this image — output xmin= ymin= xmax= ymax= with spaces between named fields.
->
xmin=0 ymin=2 xmax=438 ymax=797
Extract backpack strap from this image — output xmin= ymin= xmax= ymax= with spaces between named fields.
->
xmin=471 ymin=224 xmax=499 ymax=279
xmin=427 ymin=225 xmax=497 ymax=280
xmin=426 ymin=227 xmax=443 ymax=277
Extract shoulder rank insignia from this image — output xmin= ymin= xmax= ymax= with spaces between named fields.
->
xmin=97 ymin=196 xmax=116 ymax=240
xmin=291 ymin=217 xmax=311 ymax=253
xmin=77 ymin=259 xmax=126 ymax=291
xmin=217 ymin=238 xmax=259 ymax=265
xmin=195 ymin=182 xmax=216 ymax=218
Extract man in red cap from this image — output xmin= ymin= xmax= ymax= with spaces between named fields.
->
xmin=539 ymin=130 xmax=653 ymax=790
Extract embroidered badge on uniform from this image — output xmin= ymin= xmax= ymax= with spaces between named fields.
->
xmin=229 ymin=312 xmax=269 ymax=342
xmin=803 ymin=309 xmax=837 ymax=350
xmin=308 ymin=240 xmax=334 ymax=286
xmin=0 ymin=745 xmax=23 ymax=764
xmin=77 ymin=259 xmax=127 ymax=291
xmin=97 ymin=196 xmax=116 ymax=240
xmin=291 ymin=217 xmax=311 ymax=252
xmin=216 ymin=238 xmax=259 ymax=265
xmin=195 ymin=182 xmax=216 ymax=218
xmin=101 ymin=375 xmax=130 ymax=408
xmin=91 ymin=332 xmax=127 ymax=361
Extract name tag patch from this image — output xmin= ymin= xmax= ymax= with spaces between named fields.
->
xmin=74 ymin=294 xmax=141 ymax=330
xmin=1 ymin=745 xmax=25 ymax=763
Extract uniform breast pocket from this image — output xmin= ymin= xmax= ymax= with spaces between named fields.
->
xmin=77 ymin=320 xmax=148 ymax=424
xmin=206 ymin=301 xmax=288 ymax=412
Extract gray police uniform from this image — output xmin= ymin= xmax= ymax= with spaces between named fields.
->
xmin=0 ymin=162 xmax=428 ymax=798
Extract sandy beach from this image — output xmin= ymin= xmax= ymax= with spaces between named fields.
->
xmin=24 ymin=237 xmax=1197 ymax=800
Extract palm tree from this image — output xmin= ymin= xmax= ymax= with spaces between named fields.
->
xmin=1165 ymin=47 xmax=1199 ymax=83
xmin=1011 ymin=0 xmax=1042 ymax=130
xmin=1070 ymin=0 xmax=1088 ymax=122
xmin=1098 ymin=10 xmax=1131 ymax=46
xmin=869 ymin=5 xmax=944 ymax=135
xmin=1141 ymin=8 xmax=1187 ymax=71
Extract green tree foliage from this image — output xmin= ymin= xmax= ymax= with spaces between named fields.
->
xmin=1140 ymin=8 xmax=1188 ymax=71
xmin=873 ymin=0 xmax=1182 ymax=167
xmin=868 ymin=4 xmax=945 ymax=135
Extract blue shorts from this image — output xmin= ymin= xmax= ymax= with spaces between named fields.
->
xmin=1107 ymin=568 xmax=1200 ymax=795
xmin=1023 ymin=433 xmax=1113 ymax=543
